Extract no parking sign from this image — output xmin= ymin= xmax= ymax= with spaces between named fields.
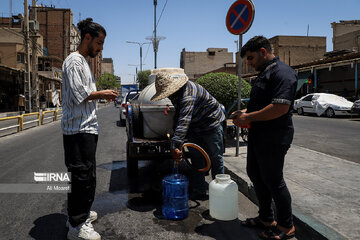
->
xmin=226 ymin=0 xmax=255 ymax=35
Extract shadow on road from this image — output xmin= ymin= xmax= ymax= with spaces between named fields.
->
xmin=195 ymin=217 xmax=259 ymax=240
xmin=29 ymin=213 xmax=67 ymax=240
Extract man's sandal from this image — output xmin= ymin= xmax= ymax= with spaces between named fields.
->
xmin=259 ymin=226 xmax=295 ymax=240
xmin=241 ymin=217 xmax=276 ymax=229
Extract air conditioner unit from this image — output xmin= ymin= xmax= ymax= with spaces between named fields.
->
xmin=21 ymin=20 xmax=39 ymax=33
xmin=29 ymin=20 xmax=39 ymax=33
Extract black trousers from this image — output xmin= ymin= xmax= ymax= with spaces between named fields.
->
xmin=63 ymin=133 xmax=98 ymax=227
xmin=246 ymin=137 xmax=293 ymax=228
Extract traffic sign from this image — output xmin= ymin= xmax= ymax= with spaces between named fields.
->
xmin=226 ymin=0 xmax=255 ymax=35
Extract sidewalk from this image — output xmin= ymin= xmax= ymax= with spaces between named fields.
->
xmin=223 ymin=143 xmax=359 ymax=240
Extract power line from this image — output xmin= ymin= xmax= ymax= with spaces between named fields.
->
xmin=142 ymin=43 xmax=151 ymax=67
xmin=156 ymin=0 xmax=168 ymax=28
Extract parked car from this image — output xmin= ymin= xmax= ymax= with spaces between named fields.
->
xmin=293 ymin=93 xmax=354 ymax=118
xmin=120 ymin=90 xmax=141 ymax=125
xmin=351 ymin=99 xmax=360 ymax=114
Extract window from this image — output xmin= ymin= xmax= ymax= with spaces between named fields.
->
xmin=303 ymin=95 xmax=313 ymax=101
xmin=17 ymin=53 xmax=25 ymax=63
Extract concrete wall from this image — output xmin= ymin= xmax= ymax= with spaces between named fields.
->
xmin=0 ymin=28 xmax=43 ymax=69
xmin=180 ymin=48 xmax=233 ymax=80
xmin=101 ymin=58 xmax=114 ymax=75
xmin=270 ymin=36 xmax=326 ymax=66
xmin=332 ymin=20 xmax=360 ymax=52
xmin=333 ymin=30 xmax=360 ymax=52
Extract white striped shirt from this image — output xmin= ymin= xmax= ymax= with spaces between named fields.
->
xmin=61 ymin=52 xmax=98 ymax=135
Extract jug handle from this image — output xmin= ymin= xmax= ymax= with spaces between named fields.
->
xmin=181 ymin=143 xmax=211 ymax=172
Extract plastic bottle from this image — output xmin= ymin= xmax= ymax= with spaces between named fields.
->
xmin=209 ymin=174 xmax=238 ymax=220
xmin=162 ymin=173 xmax=189 ymax=220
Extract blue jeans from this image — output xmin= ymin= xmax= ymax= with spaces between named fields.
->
xmin=187 ymin=125 xmax=224 ymax=190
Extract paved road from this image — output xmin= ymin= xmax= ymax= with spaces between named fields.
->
xmin=292 ymin=114 xmax=360 ymax=164
xmin=0 ymin=105 xmax=262 ymax=240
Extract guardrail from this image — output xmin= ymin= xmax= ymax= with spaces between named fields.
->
xmin=22 ymin=112 xmax=41 ymax=128
xmin=0 ymin=109 xmax=62 ymax=135
xmin=0 ymin=115 xmax=22 ymax=132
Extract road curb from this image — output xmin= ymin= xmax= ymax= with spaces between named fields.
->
xmin=224 ymin=166 xmax=348 ymax=240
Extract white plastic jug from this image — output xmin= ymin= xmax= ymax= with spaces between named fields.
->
xmin=209 ymin=174 xmax=238 ymax=220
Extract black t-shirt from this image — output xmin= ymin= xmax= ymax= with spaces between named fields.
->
xmin=247 ymin=57 xmax=297 ymax=144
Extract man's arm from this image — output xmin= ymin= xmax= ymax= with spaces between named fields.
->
xmin=233 ymin=103 xmax=289 ymax=127
xmin=85 ymin=90 xmax=118 ymax=101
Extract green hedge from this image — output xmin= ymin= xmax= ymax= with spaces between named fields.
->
xmin=196 ymin=72 xmax=251 ymax=115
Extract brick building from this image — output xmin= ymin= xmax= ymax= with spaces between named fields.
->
xmin=238 ymin=35 xmax=327 ymax=75
xmin=331 ymin=20 xmax=360 ymax=52
xmin=32 ymin=6 xmax=101 ymax=80
xmin=32 ymin=6 xmax=78 ymax=68
xmin=180 ymin=48 xmax=233 ymax=81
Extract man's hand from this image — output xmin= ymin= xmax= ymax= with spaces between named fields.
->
xmin=232 ymin=111 xmax=251 ymax=128
xmin=171 ymin=148 xmax=182 ymax=162
xmin=100 ymin=90 xmax=118 ymax=100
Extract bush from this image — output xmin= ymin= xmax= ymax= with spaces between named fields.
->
xmin=137 ymin=70 xmax=151 ymax=89
xmin=196 ymin=72 xmax=251 ymax=115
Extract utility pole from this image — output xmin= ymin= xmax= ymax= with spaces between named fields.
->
xmin=31 ymin=0 xmax=39 ymax=111
xmin=24 ymin=0 xmax=31 ymax=112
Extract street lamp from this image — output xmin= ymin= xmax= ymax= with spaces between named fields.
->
xmin=126 ymin=41 xmax=151 ymax=72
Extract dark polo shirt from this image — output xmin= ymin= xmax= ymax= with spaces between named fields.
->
xmin=247 ymin=57 xmax=297 ymax=145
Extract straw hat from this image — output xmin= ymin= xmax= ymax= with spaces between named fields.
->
xmin=151 ymin=72 xmax=188 ymax=102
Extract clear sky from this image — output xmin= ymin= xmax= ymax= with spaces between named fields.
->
xmin=1 ymin=0 xmax=360 ymax=84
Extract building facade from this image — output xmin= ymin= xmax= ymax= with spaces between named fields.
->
xmin=101 ymin=58 xmax=114 ymax=75
xmin=331 ymin=20 xmax=360 ymax=52
xmin=180 ymin=48 xmax=233 ymax=81
xmin=0 ymin=28 xmax=43 ymax=69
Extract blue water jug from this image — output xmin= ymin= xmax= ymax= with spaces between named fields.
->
xmin=162 ymin=173 xmax=189 ymax=220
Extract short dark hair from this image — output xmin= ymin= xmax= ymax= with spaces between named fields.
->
xmin=240 ymin=35 xmax=272 ymax=58
xmin=77 ymin=18 xmax=106 ymax=41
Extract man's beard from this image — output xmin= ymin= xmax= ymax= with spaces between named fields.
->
xmin=88 ymin=44 xmax=97 ymax=58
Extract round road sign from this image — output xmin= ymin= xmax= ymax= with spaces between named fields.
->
xmin=226 ymin=0 xmax=255 ymax=35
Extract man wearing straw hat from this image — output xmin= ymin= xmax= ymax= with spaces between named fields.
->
xmin=151 ymin=72 xmax=225 ymax=197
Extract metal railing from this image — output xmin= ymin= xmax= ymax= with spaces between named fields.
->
xmin=0 ymin=115 xmax=22 ymax=132
xmin=0 ymin=109 xmax=62 ymax=135
xmin=22 ymin=112 xmax=41 ymax=128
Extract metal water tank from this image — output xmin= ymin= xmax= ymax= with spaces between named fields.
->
xmin=137 ymin=68 xmax=186 ymax=139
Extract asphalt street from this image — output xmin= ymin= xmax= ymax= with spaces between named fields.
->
xmin=0 ymin=105 xmax=262 ymax=240
xmin=292 ymin=114 xmax=360 ymax=163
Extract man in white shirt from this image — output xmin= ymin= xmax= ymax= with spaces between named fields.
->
xmin=62 ymin=18 xmax=117 ymax=240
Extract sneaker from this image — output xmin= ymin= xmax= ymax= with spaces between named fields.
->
xmin=66 ymin=211 xmax=98 ymax=228
xmin=67 ymin=222 xmax=101 ymax=240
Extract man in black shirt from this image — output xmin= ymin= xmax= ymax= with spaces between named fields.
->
xmin=232 ymin=36 xmax=297 ymax=239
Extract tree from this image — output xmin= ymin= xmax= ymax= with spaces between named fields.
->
xmin=196 ymin=72 xmax=251 ymax=115
xmin=96 ymin=73 xmax=120 ymax=90
xmin=137 ymin=70 xmax=151 ymax=89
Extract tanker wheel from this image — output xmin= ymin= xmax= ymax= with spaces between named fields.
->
xmin=126 ymin=141 xmax=138 ymax=178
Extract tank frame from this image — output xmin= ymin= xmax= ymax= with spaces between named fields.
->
xmin=126 ymin=104 xmax=172 ymax=177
